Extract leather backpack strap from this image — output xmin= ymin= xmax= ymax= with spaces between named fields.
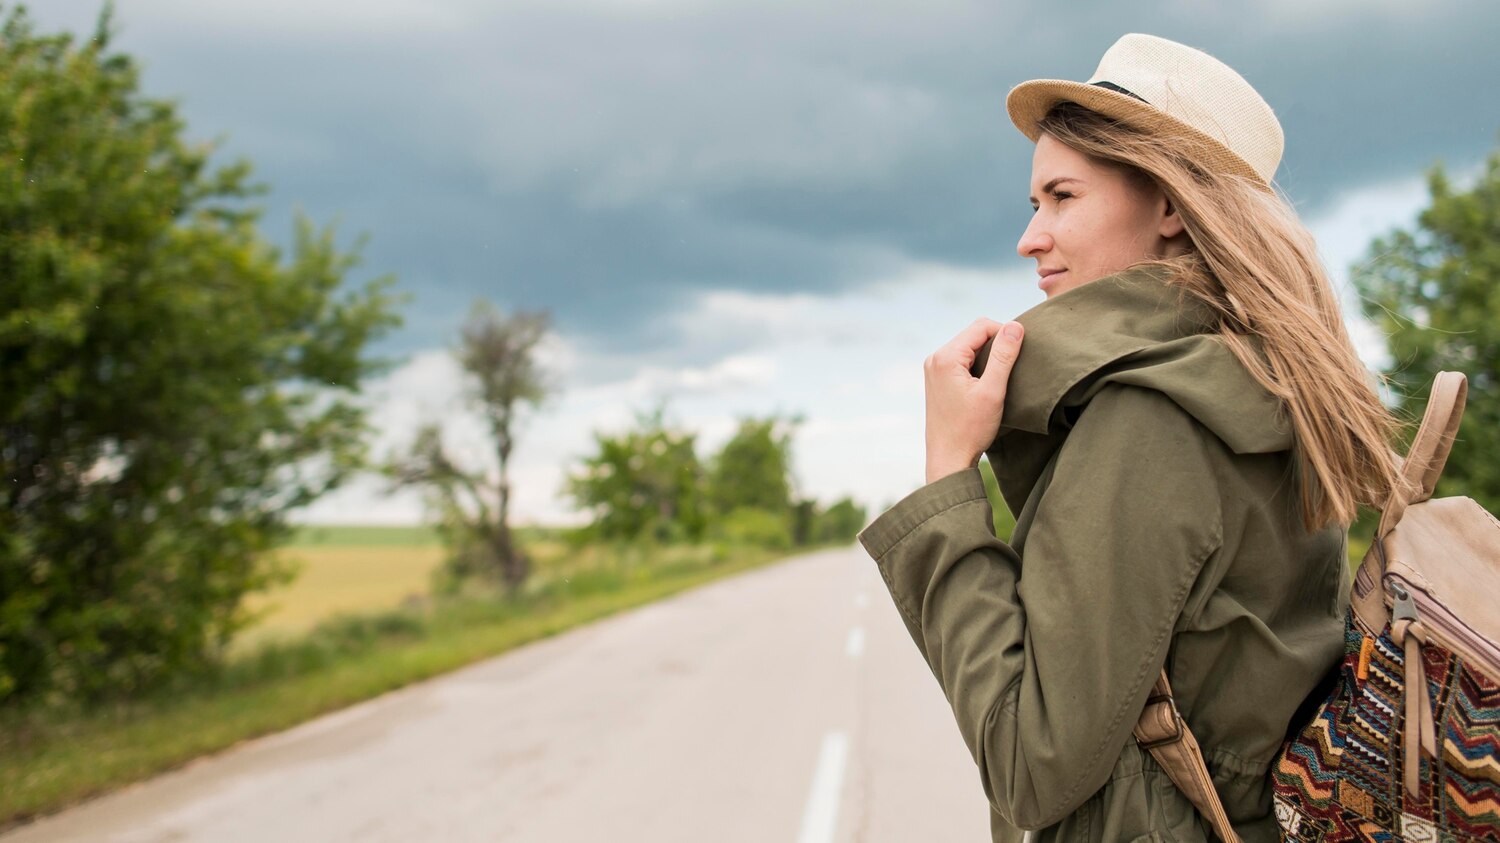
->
xmin=1375 ymin=370 xmax=1468 ymax=539
xmin=1133 ymin=669 xmax=1242 ymax=843
xmin=1354 ymin=371 xmax=1468 ymax=632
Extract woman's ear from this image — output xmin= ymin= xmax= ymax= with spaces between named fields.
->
xmin=1158 ymin=193 xmax=1186 ymax=240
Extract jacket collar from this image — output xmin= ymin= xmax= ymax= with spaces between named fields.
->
xmin=997 ymin=261 xmax=1292 ymax=455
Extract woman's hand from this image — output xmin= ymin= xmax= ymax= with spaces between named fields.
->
xmin=924 ymin=318 xmax=1024 ymax=485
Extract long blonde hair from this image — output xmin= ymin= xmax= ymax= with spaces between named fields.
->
xmin=1035 ymin=101 xmax=1413 ymax=532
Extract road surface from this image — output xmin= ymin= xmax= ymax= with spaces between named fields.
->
xmin=3 ymin=545 xmax=994 ymax=842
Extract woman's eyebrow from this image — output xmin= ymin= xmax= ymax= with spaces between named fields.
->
xmin=1029 ymin=177 xmax=1082 ymax=204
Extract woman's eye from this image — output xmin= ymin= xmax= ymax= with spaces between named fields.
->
xmin=1029 ymin=191 xmax=1069 ymax=211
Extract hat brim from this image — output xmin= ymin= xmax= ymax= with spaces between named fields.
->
xmin=1005 ymin=79 xmax=1270 ymax=190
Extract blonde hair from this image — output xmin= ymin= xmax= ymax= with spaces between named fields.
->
xmin=1036 ymin=101 xmax=1413 ymax=532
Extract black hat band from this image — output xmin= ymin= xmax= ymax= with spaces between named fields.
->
xmin=1091 ymin=80 xmax=1150 ymax=104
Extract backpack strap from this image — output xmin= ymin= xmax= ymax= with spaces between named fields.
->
xmin=1352 ymin=371 xmax=1468 ymax=635
xmin=1375 ymin=371 xmax=1468 ymax=539
xmin=1133 ymin=669 xmax=1242 ymax=843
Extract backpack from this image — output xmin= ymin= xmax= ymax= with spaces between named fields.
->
xmin=1135 ymin=370 xmax=1500 ymax=842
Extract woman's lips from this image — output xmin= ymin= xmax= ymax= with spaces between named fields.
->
xmin=1039 ymin=270 xmax=1066 ymax=291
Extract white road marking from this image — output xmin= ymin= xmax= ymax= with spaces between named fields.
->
xmin=846 ymin=626 xmax=865 ymax=659
xmin=798 ymin=731 xmax=849 ymax=843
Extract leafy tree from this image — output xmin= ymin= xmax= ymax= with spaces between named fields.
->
xmin=0 ymin=5 xmax=403 ymax=704
xmin=787 ymin=495 xmax=867 ymax=546
xmin=563 ymin=400 xmax=707 ymax=544
xmin=386 ymin=301 xmax=555 ymax=594
xmin=1352 ymin=141 xmax=1500 ymax=514
xmin=791 ymin=497 xmax=818 ymax=545
xmin=705 ymin=414 xmax=803 ymax=518
xmin=813 ymin=496 xmax=867 ymax=544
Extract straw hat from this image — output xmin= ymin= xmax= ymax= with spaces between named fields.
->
xmin=1006 ymin=33 xmax=1283 ymax=191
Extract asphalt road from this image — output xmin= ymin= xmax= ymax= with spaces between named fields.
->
xmin=3 ymin=545 xmax=994 ymax=842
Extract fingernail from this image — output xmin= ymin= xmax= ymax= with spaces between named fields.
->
xmin=1003 ymin=322 xmax=1023 ymax=340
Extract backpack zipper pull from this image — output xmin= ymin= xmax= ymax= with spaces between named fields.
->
xmin=1388 ymin=579 xmax=1438 ymax=800
xmin=1391 ymin=581 xmax=1418 ymax=623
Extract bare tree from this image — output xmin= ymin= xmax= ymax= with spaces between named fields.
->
xmin=387 ymin=301 xmax=555 ymax=594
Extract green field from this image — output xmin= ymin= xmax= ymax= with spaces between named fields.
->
xmin=286 ymin=524 xmax=558 ymax=547
xmin=287 ymin=524 xmax=444 ymax=547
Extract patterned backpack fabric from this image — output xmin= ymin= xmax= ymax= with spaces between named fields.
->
xmin=1270 ymin=371 xmax=1500 ymax=842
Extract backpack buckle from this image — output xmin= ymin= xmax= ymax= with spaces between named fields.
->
xmin=1138 ymin=692 xmax=1186 ymax=749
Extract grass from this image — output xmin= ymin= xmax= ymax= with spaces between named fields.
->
xmin=0 ymin=537 xmax=841 ymax=832
xmin=1348 ymin=535 xmax=1371 ymax=573
xmin=287 ymin=524 xmax=444 ymax=547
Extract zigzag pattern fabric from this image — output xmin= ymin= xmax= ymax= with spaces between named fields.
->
xmin=1271 ymin=608 xmax=1500 ymax=841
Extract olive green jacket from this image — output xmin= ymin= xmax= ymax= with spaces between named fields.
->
xmin=857 ymin=263 xmax=1348 ymax=842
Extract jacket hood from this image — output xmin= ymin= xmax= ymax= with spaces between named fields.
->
xmin=996 ymin=261 xmax=1292 ymax=455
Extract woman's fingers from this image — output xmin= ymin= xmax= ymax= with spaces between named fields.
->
xmin=920 ymin=317 xmax=1020 ymax=483
xmin=951 ymin=317 xmax=1002 ymax=356
xmin=928 ymin=318 xmax=1001 ymax=372
xmin=978 ymin=321 xmax=1024 ymax=389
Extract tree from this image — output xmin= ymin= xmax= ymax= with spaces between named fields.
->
xmin=705 ymin=414 xmax=804 ymax=518
xmin=813 ymin=497 xmax=867 ymax=544
xmin=791 ymin=497 xmax=818 ymax=545
xmin=789 ymin=495 xmax=868 ymax=546
xmin=0 ymin=5 xmax=403 ymax=704
xmin=1352 ymin=141 xmax=1500 ymax=514
xmin=386 ymin=301 xmax=555 ymax=594
xmin=563 ymin=400 xmax=707 ymax=544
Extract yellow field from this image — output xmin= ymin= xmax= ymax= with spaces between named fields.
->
xmin=233 ymin=545 xmax=446 ymax=654
xmin=232 ymin=535 xmax=576 ymax=656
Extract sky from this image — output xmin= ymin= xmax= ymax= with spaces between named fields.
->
xmin=33 ymin=0 xmax=1500 ymax=525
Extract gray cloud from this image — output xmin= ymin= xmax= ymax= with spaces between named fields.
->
xmin=34 ymin=0 xmax=1500 ymax=377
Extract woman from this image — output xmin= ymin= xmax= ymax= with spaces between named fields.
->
xmin=856 ymin=34 xmax=1412 ymax=842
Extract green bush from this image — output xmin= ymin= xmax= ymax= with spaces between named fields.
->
xmin=0 ymin=7 xmax=403 ymax=705
xmin=710 ymin=507 xmax=792 ymax=550
xmin=813 ymin=497 xmax=866 ymax=544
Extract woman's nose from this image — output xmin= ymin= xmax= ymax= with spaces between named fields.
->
xmin=1016 ymin=215 xmax=1051 ymax=259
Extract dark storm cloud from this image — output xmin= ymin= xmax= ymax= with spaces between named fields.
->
xmin=34 ymin=0 xmax=1500 ymax=375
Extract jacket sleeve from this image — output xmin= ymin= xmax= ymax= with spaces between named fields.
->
xmin=856 ymin=383 xmax=1225 ymax=830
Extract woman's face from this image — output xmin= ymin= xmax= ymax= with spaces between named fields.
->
xmin=1017 ymin=132 xmax=1188 ymax=299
